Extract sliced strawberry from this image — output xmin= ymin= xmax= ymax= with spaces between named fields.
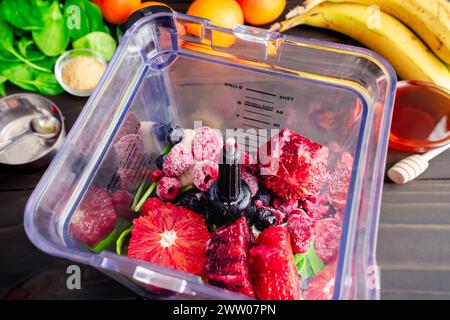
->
xmin=303 ymin=261 xmax=337 ymax=300
xmin=249 ymin=226 xmax=301 ymax=300
xmin=206 ymin=217 xmax=255 ymax=297
xmin=259 ymin=128 xmax=328 ymax=201
xmin=127 ymin=198 xmax=209 ymax=275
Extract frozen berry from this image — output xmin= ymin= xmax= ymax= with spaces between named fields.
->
xmin=178 ymin=192 xmax=202 ymax=213
xmin=301 ymin=194 xmax=331 ymax=220
xmin=315 ymin=218 xmax=341 ymax=263
xmin=156 ymin=154 xmax=166 ymax=170
xmin=157 ymin=177 xmax=181 ymax=201
xmin=192 ymin=126 xmax=223 ymax=161
xmin=253 ymin=188 xmax=271 ymax=206
xmin=151 ymin=122 xmax=169 ymax=141
xmin=193 ymin=160 xmax=219 ymax=191
xmin=287 ymin=210 xmax=315 ymax=254
xmin=168 ymin=126 xmax=185 ymax=144
xmin=163 ymin=143 xmax=193 ymax=177
xmin=278 ymin=200 xmax=300 ymax=217
xmin=241 ymin=170 xmax=258 ymax=197
xmin=150 ymin=169 xmax=163 ymax=182
xmin=254 ymin=207 xmax=277 ymax=231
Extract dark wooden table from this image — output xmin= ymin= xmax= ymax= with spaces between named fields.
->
xmin=1 ymin=1 xmax=449 ymax=300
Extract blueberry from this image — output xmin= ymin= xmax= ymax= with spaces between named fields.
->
xmin=156 ymin=154 xmax=167 ymax=170
xmin=253 ymin=188 xmax=271 ymax=206
xmin=152 ymin=122 xmax=169 ymax=141
xmin=245 ymin=203 xmax=257 ymax=226
xmin=168 ymin=126 xmax=185 ymax=144
xmin=178 ymin=192 xmax=201 ymax=213
xmin=254 ymin=207 xmax=277 ymax=231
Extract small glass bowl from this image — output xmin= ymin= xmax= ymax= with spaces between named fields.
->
xmin=55 ymin=48 xmax=107 ymax=97
xmin=389 ymin=81 xmax=450 ymax=153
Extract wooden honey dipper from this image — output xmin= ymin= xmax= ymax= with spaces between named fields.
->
xmin=388 ymin=143 xmax=450 ymax=184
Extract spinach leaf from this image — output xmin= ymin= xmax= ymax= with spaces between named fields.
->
xmin=1 ymin=64 xmax=64 ymax=95
xmin=295 ymin=243 xmax=325 ymax=280
xmin=32 ymin=1 xmax=70 ymax=56
xmin=0 ymin=75 xmax=7 ymax=96
xmin=17 ymin=38 xmax=35 ymax=58
xmin=72 ymin=31 xmax=117 ymax=61
xmin=64 ymin=0 xmax=105 ymax=41
xmin=0 ymin=19 xmax=51 ymax=72
xmin=1 ymin=64 xmax=36 ymax=91
xmin=0 ymin=0 xmax=44 ymax=30
xmin=26 ymin=72 xmax=64 ymax=95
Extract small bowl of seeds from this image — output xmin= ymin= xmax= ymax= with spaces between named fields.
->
xmin=55 ymin=48 xmax=107 ymax=97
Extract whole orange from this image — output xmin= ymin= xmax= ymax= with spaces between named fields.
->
xmin=132 ymin=1 xmax=173 ymax=13
xmin=186 ymin=0 xmax=244 ymax=47
xmin=237 ymin=0 xmax=286 ymax=25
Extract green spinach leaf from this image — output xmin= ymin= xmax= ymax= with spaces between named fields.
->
xmin=0 ymin=19 xmax=51 ymax=72
xmin=0 ymin=0 xmax=44 ymax=30
xmin=26 ymin=72 xmax=64 ymax=95
xmin=295 ymin=243 xmax=325 ymax=280
xmin=1 ymin=63 xmax=64 ymax=95
xmin=32 ymin=1 xmax=70 ymax=56
xmin=72 ymin=31 xmax=117 ymax=61
xmin=1 ymin=64 xmax=36 ymax=91
xmin=64 ymin=0 xmax=105 ymax=41
xmin=0 ymin=75 xmax=7 ymax=96
xmin=17 ymin=38 xmax=35 ymax=58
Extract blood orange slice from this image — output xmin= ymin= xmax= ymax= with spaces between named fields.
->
xmin=127 ymin=198 xmax=210 ymax=275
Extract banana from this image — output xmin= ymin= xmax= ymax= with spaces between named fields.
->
xmin=271 ymin=2 xmax=450 ymax=91
xmin=282 ymin=0 xmax=450 ymax=65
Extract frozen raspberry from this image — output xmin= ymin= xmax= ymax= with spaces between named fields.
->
xmin=157 ymin=177 xmax=181 ymax=201
xmin=315 ymin=218 xmax=341 ymax=263
xmin=259 ymin=128 xmax=328 ymax=201
xmin=192 ymin=127 xmax=223 ymax=161
xmin=241 ymin=170 xmax=258 ymax=197
xmin=301 ymin=194 xmax=331 ymax=220
xmin=163 ymin=143 xmax=193 ymax=177
xmin=327 ymin=152 xmax=354 ymax=211
xmin=150 ymin=169 xmax=163 ymax=182
xmin=278 ymin=200 xmax=300 ymax=217
xmin=287 ymin=210 xmax=315 ymax=254
xmin=111 ymin=190 xmax=134 ymax=218
xmin=193 ymin=160 xmax=219 ymax=191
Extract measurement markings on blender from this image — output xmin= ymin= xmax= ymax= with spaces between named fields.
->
xmin=245 ymin=87 xmax=277 ymax=97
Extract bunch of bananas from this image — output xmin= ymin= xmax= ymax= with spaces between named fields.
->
xmin=271 ymin=0 xmax=450 ymax=90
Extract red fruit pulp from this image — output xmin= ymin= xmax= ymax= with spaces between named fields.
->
xmin=259 ymin=128 xmax=328 ymax=201
xmin=127 ymin=198 xmax=209 ymax=275
xmin=249 ymin=226 xmax=302 ymax=300
xmin=303 ymin=261 xmax=337 ymax=300
xmin=206 ymin=217 xmax=255 ymax=297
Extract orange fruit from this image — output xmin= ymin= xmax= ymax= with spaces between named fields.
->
xmin=132 ymin=1 xmax=173 ymax=13
xmin=237 ymin=0 xmax=286 ymax=25
xmin=186 ymin=0 xmax=244 ymax=47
